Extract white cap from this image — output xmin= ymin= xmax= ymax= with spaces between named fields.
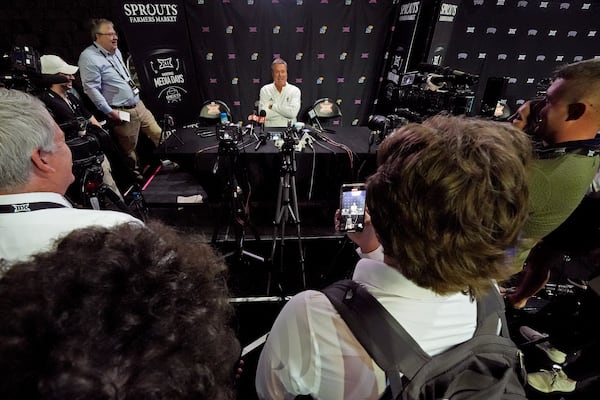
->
xmin=40 ymin=55 xmax=79 ymax=75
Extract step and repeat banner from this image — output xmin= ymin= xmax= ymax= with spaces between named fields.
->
xmin=444 ymin=0 xmax=600 ymax=114
xmin=113 ymin=0 xmax=398 ymax=127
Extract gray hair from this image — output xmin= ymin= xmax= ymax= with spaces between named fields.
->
xmin=90 ymin=18 xmax=114 ymax=41
xmin=0 ymin=88 xmax=57 ymax=191
xmin=271 ymin=58 xmax=287 ymax=70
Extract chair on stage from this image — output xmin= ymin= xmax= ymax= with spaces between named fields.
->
xmin=198 ymin=100 xmax=232 ymax=126
xmin=301 ymin=97 xmax=342 ymax=132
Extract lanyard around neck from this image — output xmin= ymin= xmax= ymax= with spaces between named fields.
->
xmin=0 ymin=201 xmax=67 ymax=213
xmin=93 ymin=43 xmax=131 ymax=82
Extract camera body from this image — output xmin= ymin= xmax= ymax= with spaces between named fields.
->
xmin=216 ymin=123 xmax=243 ymax=154
xmin=216 ymin=123 xmax=242 ymax=143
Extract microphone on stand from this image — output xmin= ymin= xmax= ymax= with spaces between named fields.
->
xmin=247 ymin=110 xmax=258 ymax=139
xmin=258 ymin=110 xmax=266 ymax=134
xmin=254 ymin=110 xmax=268 ymax=151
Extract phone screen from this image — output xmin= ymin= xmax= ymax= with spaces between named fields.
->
xmin=339 ymin=183 xmax=366 ymax=232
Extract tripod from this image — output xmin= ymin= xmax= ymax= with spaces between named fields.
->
xmin=268 ymin=138 xmax=306 ymax=294
xmin=69 ymin=157 xmax=148 ymax=221
xmin=211 ymin=139 xmax=264 ymax=264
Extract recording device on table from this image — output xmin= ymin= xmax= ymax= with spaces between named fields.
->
xmin=338 ymin=183 xmax=367 ymax=233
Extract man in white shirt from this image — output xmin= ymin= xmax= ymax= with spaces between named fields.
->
xmin=0 ymin=88 xmax=141 ymax=264
xmin=259 ymin=58 xmax=301 ymax=127
xmin=255 ymin=116 xmax=533 ymax=399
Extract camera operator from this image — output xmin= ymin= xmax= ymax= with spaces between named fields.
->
xmin=38 ymin=55 xmax=127 ymax=203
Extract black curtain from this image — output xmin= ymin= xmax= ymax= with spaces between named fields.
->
xmin=115 ymin=0 xmax=398 ymax=126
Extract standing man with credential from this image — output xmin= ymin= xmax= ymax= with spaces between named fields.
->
xmin=78 ymin=18 xmax=162 ymax=177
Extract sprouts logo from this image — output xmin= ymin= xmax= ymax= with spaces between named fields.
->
xmin=439 ymin=3 xmax=458 ymax=22
xmin=144 ymin=50 xmax=187 ymax=105
xmin=399 ymin=1 xmax=419 ymax=21
xmin=123 ymin=3 xmax=178 ymax=23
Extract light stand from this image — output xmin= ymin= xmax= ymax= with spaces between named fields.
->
xmin=211 ymin=126 xmax=264 ymax=264
xmin=268 ymin=127 xmax=306 ymax=295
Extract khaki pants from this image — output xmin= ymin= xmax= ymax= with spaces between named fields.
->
xmin=100 ymin=157 xmax=123 ymax=201
xmin=110 ymin=100 xmax=162 ymax=169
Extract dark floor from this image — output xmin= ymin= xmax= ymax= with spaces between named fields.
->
xmin=138 ymin=163 xmax=358 ymax=399
xmin=136 ymin=164 xmax=599 ymax=400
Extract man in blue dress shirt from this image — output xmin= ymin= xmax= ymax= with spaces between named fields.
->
xmin=78 ymin=18 xmax=162 ymax=174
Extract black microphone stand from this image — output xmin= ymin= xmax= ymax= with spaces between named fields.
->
xmin=254 ymin=112 xmax=268 ymax=151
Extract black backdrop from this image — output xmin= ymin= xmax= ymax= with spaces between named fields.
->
xmin=113 ymin=0 xmax=398 ymax=127
xmin=1 ymin=0 xmax=599 ymax=124
xmin=442 ymin=0 xmax=600 ymax=114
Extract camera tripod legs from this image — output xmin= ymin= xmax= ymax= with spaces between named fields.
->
xmin=268 ymin=153 xmax=306 ymax=295
xmin=211 ymin=166 xmax=264 ymax=265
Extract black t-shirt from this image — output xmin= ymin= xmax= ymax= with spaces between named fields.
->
xmin=39 ymin=89 xmax=93 ymax=139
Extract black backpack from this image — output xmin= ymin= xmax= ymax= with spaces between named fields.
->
xmin=321 ymin=279 xmax=528 ymax=400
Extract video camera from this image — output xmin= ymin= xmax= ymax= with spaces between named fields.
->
xmin=216 ymin=123 xmax=243 ymax=155
xmin=0 ymin=46 xmax=44 ymax=92
xmin=383 ymin=64 xmax=478 ymax=123
xmin=367 ymin=108 xmax=422 ymax=145
xmin=279 ymin=123 xmax=300 ymax=152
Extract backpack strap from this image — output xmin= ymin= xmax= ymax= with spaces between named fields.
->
xmin=474 ymin=286 xmax=510 ymax=339
xmin=321 ymin=279 xmax=505 ymax=399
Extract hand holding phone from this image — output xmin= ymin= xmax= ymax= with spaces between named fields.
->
xmin=338 ymin=183 xmax=367 ymax=232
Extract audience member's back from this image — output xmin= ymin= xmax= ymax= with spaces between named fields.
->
xmin=0 ymin=221 xmax=240 ymax=400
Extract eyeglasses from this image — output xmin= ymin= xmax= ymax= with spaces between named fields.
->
xmin=97 ymin=32 xmax=118 ymax=37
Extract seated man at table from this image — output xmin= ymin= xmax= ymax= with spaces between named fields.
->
xmin=259 ymin=58 xmax=301 ymax=127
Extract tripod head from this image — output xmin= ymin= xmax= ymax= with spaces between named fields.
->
xmin=216 ymin=123 xmax=243 ymax=155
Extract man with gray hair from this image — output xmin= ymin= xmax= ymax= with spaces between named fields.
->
xmin=0 ymin=88 xmax=141 ymax=264
xmin=259 ymin=58 xmax=301 ymax=127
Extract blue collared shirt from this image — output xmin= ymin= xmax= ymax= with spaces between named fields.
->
xmin=78 ymin=43 xmax=139 ymax=114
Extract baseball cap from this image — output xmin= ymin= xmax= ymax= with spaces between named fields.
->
xmin=40 ymin=55 xmax=79 ymax=75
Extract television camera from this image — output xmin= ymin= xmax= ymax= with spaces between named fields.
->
xmin=393 ymin=65 xmax=477 ymax=118
xmin=373 ymin=64 xmax=478 ymax=144
xmin=367 ymin=109 xmax=421 ymax=145
xmin=0 ymin=45 xmax=63 ymax=93
xmin=61 ymin=117 xmax=107 ymax=208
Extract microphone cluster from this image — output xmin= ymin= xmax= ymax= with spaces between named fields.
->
xmin=248 ymin=110 xmax=267 ymax=127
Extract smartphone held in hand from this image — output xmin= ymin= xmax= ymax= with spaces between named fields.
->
xmin=338 ymin=183 xmax=367 ymax=232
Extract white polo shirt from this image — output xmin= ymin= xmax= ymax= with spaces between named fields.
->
xmin=255 ymin=257 xmax=478 ymax=399
xmin=0 ymin=192 xmax=142 ymax=264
